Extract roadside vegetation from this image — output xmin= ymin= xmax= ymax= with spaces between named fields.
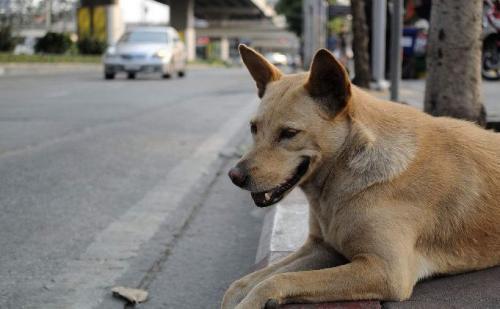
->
xmin=0 ymin=52 xmax=101 ymax=63
xmin=0 ymin=24 xmax=105 ymax=63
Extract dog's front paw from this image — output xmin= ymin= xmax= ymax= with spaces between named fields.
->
xmin=221 ymin=279 xmax=251 ymax=309
xmin=235 ymin=297 xmax=280 ymax=309
xmin=234 ymin=279 xmax=281 ymax=309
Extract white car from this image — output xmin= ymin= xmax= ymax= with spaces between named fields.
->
xmin=103 ymin=26 xmax=186 ymax=80
xmin=264 ymin=52 xmax=289 ymax=67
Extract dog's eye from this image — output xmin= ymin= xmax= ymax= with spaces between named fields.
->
xmin=250 ymin=123 xmax=257 ymax=135
xmin=279 ymin=128 xmax=300 ymax=140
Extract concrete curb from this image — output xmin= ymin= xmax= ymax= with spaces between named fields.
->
xmin=255 ymin=190 xmax=381 ymax=309
xmin=255 ymin=190 xmax=309 ymax=266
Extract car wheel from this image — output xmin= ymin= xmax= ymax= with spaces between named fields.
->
xmin=177 ymin=71 xmax=185 ymax=78
xmin=162 ymin=73 xmax=171 ymax=79
xmin=127 ymin=72 xmax=136 ymax=80
xmin=104 ymin=72 xmax=115 ymax=80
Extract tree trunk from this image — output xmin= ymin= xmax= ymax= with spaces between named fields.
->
xmin=424 ymin=0 xmax=486 ymax=126
xmin=351 ymin=0 xmax=371 ymax=88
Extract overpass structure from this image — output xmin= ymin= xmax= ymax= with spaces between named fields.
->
xmin=164 ymin=0 xmax=297 ymax=61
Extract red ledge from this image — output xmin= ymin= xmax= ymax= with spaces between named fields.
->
xmin=281 ymin=302 xmax=381 ymax=308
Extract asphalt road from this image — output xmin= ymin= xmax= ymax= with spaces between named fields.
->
xmin=0 ymin=68 xmax=266 ymax=308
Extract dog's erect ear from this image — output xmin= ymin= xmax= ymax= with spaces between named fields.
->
xmin=239 ymin=44 xmax=282 ymax=98
xmin=305 ymin=49 xmax=351 ymax=116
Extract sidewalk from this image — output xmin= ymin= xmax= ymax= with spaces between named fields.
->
xmin=396 ymin=80 xmax=500 ymax=122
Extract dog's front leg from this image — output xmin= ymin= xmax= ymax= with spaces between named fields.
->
xmin=221 ymin=237 xmax=343 ymax=309
xmin=235 ymin=253 xmax=413 ymax=309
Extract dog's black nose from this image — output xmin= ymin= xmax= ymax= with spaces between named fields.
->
xmin=228 ymin=166 xmax=248 ymax=188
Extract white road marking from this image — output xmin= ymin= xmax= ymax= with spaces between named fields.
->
xmin=40 ymin=99 xmax=257 ymax=309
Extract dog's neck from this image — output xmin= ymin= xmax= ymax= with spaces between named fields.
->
xmin=302 ymin=88 xmax=418 ymax=201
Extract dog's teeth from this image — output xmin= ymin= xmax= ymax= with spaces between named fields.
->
xmin=265 ymin=192 xmax=271 ymax=200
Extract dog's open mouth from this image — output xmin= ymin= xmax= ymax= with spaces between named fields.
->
xmin=251 ymin=157 xmax=310 ymax=207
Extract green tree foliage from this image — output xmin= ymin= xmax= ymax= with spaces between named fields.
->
xmin=77 ymin=36 xmax=107 ymax=55
xmin=0 ymin=25 xmax=16 ymax=52
xmin=35 ymin=32 xmax=72 ymax=54
xmin=275 ymin=0 xmax=303 ymax=37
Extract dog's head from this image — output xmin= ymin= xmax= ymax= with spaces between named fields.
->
xmin=229 ymin=45 xmax=352 ymax=207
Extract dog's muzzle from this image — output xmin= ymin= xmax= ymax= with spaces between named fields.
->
xmin=250 ymin=157 xmax=310 ymax=207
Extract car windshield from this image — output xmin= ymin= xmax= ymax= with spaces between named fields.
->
xmin=119 ymin=31 xmax=169 ymax=43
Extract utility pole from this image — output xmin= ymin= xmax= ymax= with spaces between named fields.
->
xmin=303 ymin=0 xmax=328 ymax=69
xmin=45 ymin=0 xmax=52 ymax=31
xmin=372 ymin=0 xmax=389 ymax=90
xmin=389 ymin=0 xmax=403 ymax=101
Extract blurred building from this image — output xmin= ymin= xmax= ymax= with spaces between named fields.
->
xmin=163 ymin=0 xmax=299 ymax=62
xmin=77 ymin=0 xmax=169 ymax=47
xmin=78 ymin=0 xmax=298 ymax=62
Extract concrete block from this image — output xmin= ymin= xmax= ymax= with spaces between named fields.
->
xmin=255 ymin=190 xmax=309 ymax=266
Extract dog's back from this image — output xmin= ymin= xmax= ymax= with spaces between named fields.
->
xmin=418 ymin=115 xmax=500 ymax=273
xmin=356 ymin=92 xmax=500 ymax=275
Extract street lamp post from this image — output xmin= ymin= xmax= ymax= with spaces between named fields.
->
xmin=372 ymin=0 xmax=389 ymax=90
xmin=303 ymin=0 xmax=328 ymax=69
xmin=389 ymin=0 xmax=403 ymax=101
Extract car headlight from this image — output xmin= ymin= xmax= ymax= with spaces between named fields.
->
xmin=105 ymin=46 xmax=116 ymax=57
xmin=154 ymin=49 xmax=170 ymax=59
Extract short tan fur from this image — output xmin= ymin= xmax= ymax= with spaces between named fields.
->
xmin=222 ymin=45 xmax=500 ymax=309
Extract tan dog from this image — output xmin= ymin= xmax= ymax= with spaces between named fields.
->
xmin=222 ymin=45 xmax=500 ymax=309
